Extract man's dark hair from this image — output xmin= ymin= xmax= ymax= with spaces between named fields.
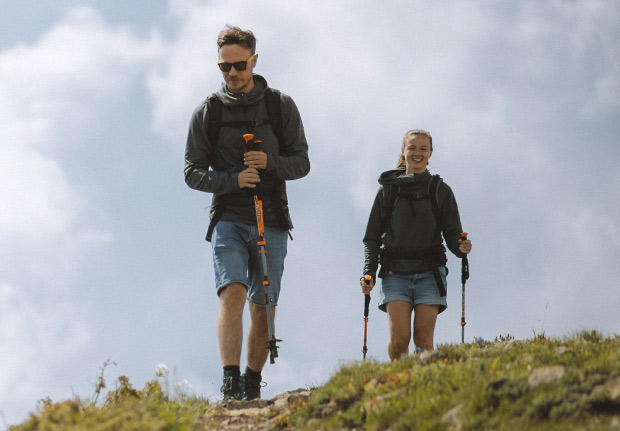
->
xmin=217 ymin=25 xmax=257 ymax=53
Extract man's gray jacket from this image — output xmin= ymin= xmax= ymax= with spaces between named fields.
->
xmin=185 ymin=74 xmax=310 ymax=231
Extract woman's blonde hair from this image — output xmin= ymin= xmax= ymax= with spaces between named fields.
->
xmin=396 ymin=129 xmax=433 ymax=168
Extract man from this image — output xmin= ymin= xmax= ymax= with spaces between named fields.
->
xmin=184 ymin=26 xmax=310 ymax=404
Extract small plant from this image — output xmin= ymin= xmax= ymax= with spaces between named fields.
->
xmin=9 ymin=363 xmax=210 ymax=431
xmin=305 ymin=378 xmax=321 ymax=390
xmin=273 ymin=413 xmax=291 ymax=429
xmin=575 ymin=329 xmax=605 ymax=343
xmin=91 ymin=358 xmax=116 ymax=404
xmin=532 ymin=329 xmax=547 ymax=342
xmin=494 ymin=333 xmax=515 ymax=343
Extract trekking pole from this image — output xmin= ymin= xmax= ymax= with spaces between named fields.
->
xmin=362 ymin=275 xmax=372 ymax=360
xmin=460 ymin=232 xmax=470 ymax=344
xmin=243 ymin=133 xmax=282 ymax=364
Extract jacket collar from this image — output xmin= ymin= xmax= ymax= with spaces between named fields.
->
xmin=379 ymin=168 xmax=431 ymax=186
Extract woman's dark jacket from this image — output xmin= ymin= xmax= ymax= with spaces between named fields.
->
xmin=363 ymin=168 xmax=465 ymax=279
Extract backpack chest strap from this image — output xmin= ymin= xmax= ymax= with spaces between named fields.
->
xmin=218 ymin=119 xmax=272 ymax=128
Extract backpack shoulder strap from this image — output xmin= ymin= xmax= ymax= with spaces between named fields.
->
xmin=263 ymin=88 xmax=291 ymax=235
xmin=381 ymin=184 xmax=398 ymax=234
xmin=264 ymin=88 xmax=285 ymax=152
xmin=204 ymin=94 xmax=223 ymax=243
xmin=205 ymin=93 xmax=223 ymax=145
xmin=206 ymin=89 xmax=284 ymax=150
xmin=428 ymin=174 xmax=443 ymax=220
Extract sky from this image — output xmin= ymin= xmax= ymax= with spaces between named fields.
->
xmin=1 ymin=0 xmax=619 ymax=427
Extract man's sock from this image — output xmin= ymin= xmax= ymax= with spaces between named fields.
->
xmin=245 ymin=366 xmax=261 ymax=379
xmin=223 ymin=365 xmax=241 ymax=376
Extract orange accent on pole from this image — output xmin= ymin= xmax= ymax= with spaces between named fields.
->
xmin=254 ymin=195 xmax=264 ymax=237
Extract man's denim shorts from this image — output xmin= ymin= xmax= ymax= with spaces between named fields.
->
xmin=211 ymin=220 xmax=288 ymax=306
xmin=378 ymin=268 xmax=448 ymax=314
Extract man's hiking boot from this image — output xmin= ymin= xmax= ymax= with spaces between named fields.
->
xmin=243 ymin=371 xmax=263 ymax=400
xmin=219 ymin=372 xmax=244 ymax=407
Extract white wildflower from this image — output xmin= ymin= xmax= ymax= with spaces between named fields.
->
xmin=155 ymin=363 xmax=169 ymax=377
xmin=175 ymin=379 xmax=193 ymax=397
xmin=175 ymin=379 xmax=193 ymax=389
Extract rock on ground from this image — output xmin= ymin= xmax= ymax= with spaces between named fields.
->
xmin=202 ymin=389 xmax=313 ymax=431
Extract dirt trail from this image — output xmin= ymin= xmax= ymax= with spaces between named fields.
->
xmin=202 ymin=389 xmax=314 ymax=430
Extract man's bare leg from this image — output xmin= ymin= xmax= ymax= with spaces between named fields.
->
xmin=217 ymin=283 xmax=247 ymax=366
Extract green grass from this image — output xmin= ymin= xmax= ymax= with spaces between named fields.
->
xmin=291 ymin=330 xmax=620 ymax=431
xmin=9 ymin=375 xmax=212 ymax=431
xmin=9 ymin=331 xmax=620 ymax=431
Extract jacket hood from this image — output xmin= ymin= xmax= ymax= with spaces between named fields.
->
xmin=217 ymin=74 xmax=268 ymax=107
xmin=378 ymin=168 xmax=431 ymax=186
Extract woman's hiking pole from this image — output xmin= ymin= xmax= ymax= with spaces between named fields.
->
xmin=460 ymin=232 xmax=470 ymax=344
xmin=362 ymin=275 xmax=372 ymax=360
xmin=243 ymin=133 xmax=282 ymax=364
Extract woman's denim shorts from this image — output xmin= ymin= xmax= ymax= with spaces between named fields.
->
xmin=378 ymin=267 xmax=448 ymax=314
xmin=211 ymin=220 xmax=288 ymax=306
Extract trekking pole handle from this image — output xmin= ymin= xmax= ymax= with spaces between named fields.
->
xmin=460 ymin=232 xmax=470 ymax=284
xmin=363 ymin=275 xmax=372 ymax=316
xmin=243 ymin=133 xmax=263 ymax=146
xmin=460 ymin=232 xmax=468 ymax=242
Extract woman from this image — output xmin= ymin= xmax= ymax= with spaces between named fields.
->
xmin=361 ymin=129 xmax=472 ymax=360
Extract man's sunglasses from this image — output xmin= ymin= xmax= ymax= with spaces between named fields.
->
xmin=217 ymin=54 xmax=255 ymax=72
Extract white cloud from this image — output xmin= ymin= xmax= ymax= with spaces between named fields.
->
xmin=0 ymin=282 xmax=90 ymax=417
xmin=572 ymin=208 xmax=620 ymax=263
xmin=0 ymin=5 xmax=165 ymax=427
xmin=581 ymin=74 xmax=620 ymax=118
xmin=0 ymin=6 xmax=163 ymax=111
xmin=147 ymin=0 xmax=238 ymax=146
xmin=0 ymin=5 xmax=163 ymax=238
xmin=0 ymin=134 xmax=74 ymax=237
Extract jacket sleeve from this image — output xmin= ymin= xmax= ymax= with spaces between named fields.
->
xmin=362 ymin=187 xmax=385 ymax=278
xmin=438 ymin=183 xmax=465 ymax=258
xmin=263 ymin=93 xmax=310 ymax=181
xmin=184 ymin=105 xmax=240 ymax=195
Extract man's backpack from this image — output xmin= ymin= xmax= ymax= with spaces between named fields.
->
xmin=204 ymin=88 xmax=287 ymax=242
xmin=205 ymin=88 xmax=284 ymax=154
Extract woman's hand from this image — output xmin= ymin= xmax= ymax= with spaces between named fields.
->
xmin=360 ymin=276 xmax=375 ymax=295
xmin=458 ymin=238 xmax=472 ymax=255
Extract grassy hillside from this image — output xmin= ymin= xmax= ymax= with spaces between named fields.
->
xmin=291 ymin=331 xmax=620 ymax=430
xmin=9 ymin=331 xmax=620 ymax=431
